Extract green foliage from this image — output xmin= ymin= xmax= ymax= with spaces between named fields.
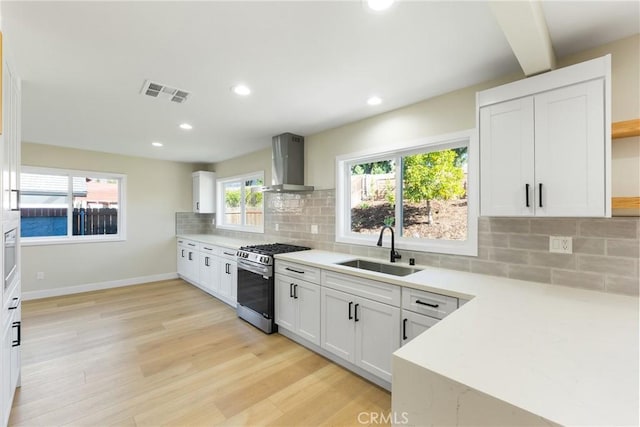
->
xmin=383 ymin=216 xmax=395 ymax=226
xmin=245 ymin=189 xmax=263 ymax=207
xmin=358 ymin=202 xmax=371 ymax=209
xmin=384 ymin=180 xmax=395 ymax=207
xmin=351 ymin=160 xmax=394 ymax=175
xmin=225 ymin=190 xmax=241 ymax=208
xmin=402 ymin=150 xmax=465 ymax=204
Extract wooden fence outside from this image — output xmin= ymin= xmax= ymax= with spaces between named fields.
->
xmin=20 ymin=207 xmax=118 ymax=235
xmin=224 ymin=210 xmax=263 ymax=226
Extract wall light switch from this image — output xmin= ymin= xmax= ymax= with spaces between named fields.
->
xmin=549 ymin=236 xmax=572 ymax=254
xmin=311 ymin=224 xmax=319 ymax=234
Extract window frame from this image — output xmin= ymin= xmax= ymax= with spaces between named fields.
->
xmin=335 ymin=129 xmax=478 ymax=256
xmin=215 ymin=171 xmax=265 ymax=234
xmin=20 ymin=166 xmax=127 ymax=246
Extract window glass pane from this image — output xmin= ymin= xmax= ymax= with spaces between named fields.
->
xmin=223 ymin=182 xmax=242 ymax=225
xmin=349 ymin=159 xmax=396 ymax=235
xmin=402 ymin=147 xmax=468 ymax=241
xmin=244 ymin=178 xmax=263 ymax=228
xmin=72 ymin=177 xmax=119 ymax=235
xmin=20 ymin=172 xmax=69 ymax=237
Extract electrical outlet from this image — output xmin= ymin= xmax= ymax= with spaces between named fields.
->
xmin=211 ymin=218 xmax=215 ymax=225
xmin=311 ymin=224 xmax=319 ymax=234
xmin=275 ymin=223 xmax=279 ymax=231
xmin=36 ymin=272 xmax=45 ymax=280
xmin=549 ymin=236 xmax=572 ymax=254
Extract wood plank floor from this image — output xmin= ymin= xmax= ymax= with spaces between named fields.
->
xmin=9 ymin=280 xmax=391 ymax=426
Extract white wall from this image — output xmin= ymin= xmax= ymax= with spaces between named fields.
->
xmin=21 ymin=142 xmax=195 ymax=296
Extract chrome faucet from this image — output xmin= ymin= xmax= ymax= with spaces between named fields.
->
xmin=377 ymin=225 xmax=401 ymax=263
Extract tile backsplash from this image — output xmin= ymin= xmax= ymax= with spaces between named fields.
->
xmin=178 ymin=190 xmax=640 ymax=296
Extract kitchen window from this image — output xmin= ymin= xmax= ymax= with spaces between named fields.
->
xmin=20 ymin=167 xmax=126 ymax=245
xmin=216 ymin=172 xmax=264 ymax=233
xmin=336 ymin=130 xmax=478 ymax=256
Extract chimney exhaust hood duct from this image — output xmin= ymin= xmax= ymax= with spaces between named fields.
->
xmin=262 ymin=133 xmax=314 ymax=192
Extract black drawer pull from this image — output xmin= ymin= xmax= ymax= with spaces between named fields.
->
xmin=224 ymin=251 xmax=235 ymax=256
xmin=12 ymin=321 xmax=21 ymax=347
xmin=203 ymin=247 xmax=212 ymax=251
xmin=293 ymin=284 xmax=298 ymax=299
xmin=403 ymin=318 xmax=408 ymax=340
xmin=348 ymin=301 xmax=353 ymax=320
xmin=525 ymin=183 xmax=530 ymax=207
xmin=354 ymin=304 xmax=360 ymax=322
xmin=188 ymin=243 xmax=196 ymax=247
xmin=285 ymin=267 xmax=304 ymax=274
xmin=416 ymin=299 xmax=439 ymax=308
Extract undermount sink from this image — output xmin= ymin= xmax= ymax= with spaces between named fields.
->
xmin=336 ymin=259 xmax=422 ymax=277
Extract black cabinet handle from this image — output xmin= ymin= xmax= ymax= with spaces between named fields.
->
xmin=539 ymin=183 xmax=543 ymax=208
xmin=525 ymin=183 xmax=530 ymax=207
xmin=188 ymin=252 xmax=193 ymax=261
xmin=12 ymin=321 xmax=21 ymax=347
xmin=290 ymin=283 xmax=294 ymax=298
xmin=354 ymin=304 xmax=360 ymax=322
xmin=205 ymin=256 xmax=210 ymax=267
xmin=203 ymin=247 xmax=212 ymax=251
xmin=225 ymin=263 xmax=229 ymax=274
xmin=196 ymin=201 xmax=200 ymax=211
xmin=188 ymin=243 xmax=196 ymax=247
xmin=181 ymin=249 xmax=185 ymax=258
xmin=416 ymin=299 xmax=439 ymax=308
xmin=11 ymin=189 xmax=20 ymax=211
xmin=293 ymin=284 xmax=298 ymax=299
xmin=223 ymin=251 xmax=235 ymax=256
xmin=8 ymin=297 xmax=18 ymax=310
xmin=348 ymin=301 xmax=353 ymax=320
xmin=285 ymin=267 xmax=304 ymax=274
xmin=403 ymin=318 xmax=408 ymax=340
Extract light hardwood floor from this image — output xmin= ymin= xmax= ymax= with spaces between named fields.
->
xmin=9 ymin=279 xmax=391 ymax=426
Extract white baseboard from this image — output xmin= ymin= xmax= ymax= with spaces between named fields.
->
xmin=22 ymin=272 xmax=179 ymax=301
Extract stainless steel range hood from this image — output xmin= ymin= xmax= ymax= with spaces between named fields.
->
xmin=262 ymin=133 xmax=314 ymax=192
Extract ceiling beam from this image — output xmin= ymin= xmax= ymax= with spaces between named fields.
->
xmin=489 ymin=0 xmax=556 ymax=76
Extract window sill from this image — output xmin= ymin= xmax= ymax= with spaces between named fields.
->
xmin=336 ymin=234 xmax=478 ymax=257
xmin=21 ymin=235 xmax=126 ymax=246
xmin=215 ymin=225 xmax=264 ymax=234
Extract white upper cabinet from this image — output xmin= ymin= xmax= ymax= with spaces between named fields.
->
xmin=192 ymin=171 xmax=216 ymax=213
xmin=478 ymin=55 xmax=611 ymax=217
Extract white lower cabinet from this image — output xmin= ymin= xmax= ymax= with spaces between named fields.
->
xmin=401 ymin=309 xmax=438 ymax=344
xmin=274 ymin=275 xmax=320 ymax=345
xmin=1 ymin=291 xmax=20 ymax=427
xmin=320 ymin=286 xmax=400 ymax=383
xmin=177 ymin=239 xmax=237 ymax=307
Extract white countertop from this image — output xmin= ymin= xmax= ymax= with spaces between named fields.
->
xmin=176 ymin=234 xmax=254 ymax=250
xmin=275 ymin=249 xmax=639 ymax=426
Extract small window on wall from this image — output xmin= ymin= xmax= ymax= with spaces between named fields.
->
xmin=216 ymin=172 xmax=264 ymax=233
xmin=336 ymin=130 xmax=478 ymax=256
xmin=20 ymin=167 xmax=126 ymax=244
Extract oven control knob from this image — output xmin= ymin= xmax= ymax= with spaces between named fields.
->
xmin=262 ymin=256 xmax=269 ymax=264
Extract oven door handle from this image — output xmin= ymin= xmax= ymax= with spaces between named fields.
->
xmin=237 ymin=258 xmax=271 ymax=276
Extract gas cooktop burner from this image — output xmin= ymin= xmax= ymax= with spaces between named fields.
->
xmin=237 ymin=243 xmax=311 ymax=265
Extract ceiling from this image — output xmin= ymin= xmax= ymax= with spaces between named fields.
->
xmin=2 ymin=1 xmax=639 ymax=164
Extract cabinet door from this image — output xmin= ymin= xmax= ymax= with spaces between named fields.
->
xmin=10 ymin=303 xmax=20 ymax=391
xmin=198 ymin=253 xmax=217 ymax=293
xmin=2 ymin=321 xmax=11 ymax=427
xmin=274 ymin=275 xmax=296 ymax=332
xmin=185 ymin=249 xmax=198 ymax=283
xmin=320 ymin=287 xmax=355 ymax=363
xmin=401 ymin=309 xmax=439 ymax=345
xmin=294 ymin=280 xmax=320 ymax=346
xmin=480 ymin=97 xmax=535 ymax=216
xmin=534 ymin=79 xmax=605 ymax=216
xmin=355 ymin=298 xmax=400 ymax=382
xmin=177 ymin=246 xmax=188 ymax=277
xmin=218 ymin=260 xmax=237 ymax=304
xmin=192 ymin=174 xmax=201 ymax=212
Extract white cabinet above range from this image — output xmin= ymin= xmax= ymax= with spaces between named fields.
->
xmin=478 ymin=55 xmax=611 ymax=217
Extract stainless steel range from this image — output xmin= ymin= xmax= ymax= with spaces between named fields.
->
xmin=236 ymin=243 xmax=311 ymax=333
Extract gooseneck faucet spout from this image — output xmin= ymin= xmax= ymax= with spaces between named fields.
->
xmin=377 ymin=225 xmax=402 ymax=263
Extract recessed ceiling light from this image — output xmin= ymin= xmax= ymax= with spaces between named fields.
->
xmin=151 ymin=141 xmax=163 ymax=147
xmin=367 ymin=96 xmax=382 ymax=106
xmin=232 ymin=84 xmax=251 ymax=96
xmin=366 ymin=0 xmax=395 ymax=12
xmin=179 ymin=123 xmax=193 ymax=130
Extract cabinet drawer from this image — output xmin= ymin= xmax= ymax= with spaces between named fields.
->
xmin=402 ymin=287 xmax=458 ymax=320
xmin=322 ymin=270 xmax=400 ymax=307
xmin=199 ymin=244 xmax=218 ymax=255
xmin=276 ymin=261 xmax=321 ymax=284
xmin=219 ymin=247 xmax=238 ymax=261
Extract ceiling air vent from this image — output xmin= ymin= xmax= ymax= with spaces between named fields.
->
xmin=140 ymin=80 xmax=190 ymax=104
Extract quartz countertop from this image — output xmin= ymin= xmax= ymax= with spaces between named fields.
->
xmin=176 ymin=234 xmax=256 ymax=250
xmin=275 ymin=249 xmax=639 ymax=426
